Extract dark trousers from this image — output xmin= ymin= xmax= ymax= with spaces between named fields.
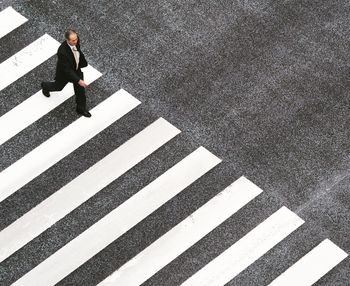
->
xmin=42 ymin=70 xmax=86 ymax=111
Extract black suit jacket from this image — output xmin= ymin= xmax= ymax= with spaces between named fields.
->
xmin=54 ymin=37 xmax=88 ymax=83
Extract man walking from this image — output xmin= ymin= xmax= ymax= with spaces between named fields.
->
xmin=41 ymin=29 xmax=91 ymax=117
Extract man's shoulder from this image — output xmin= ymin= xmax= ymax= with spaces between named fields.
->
xmin=57 ymin=41 xmax=69 ymax=53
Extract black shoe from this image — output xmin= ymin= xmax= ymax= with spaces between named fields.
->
xmin=76 ymin=108 xmax=91 ymax=117
xmin=41 ymin=82 xmax=50 ymax=97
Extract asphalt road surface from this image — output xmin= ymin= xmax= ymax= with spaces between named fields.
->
xmin=0 ymin=1 xmax=349 ymax=285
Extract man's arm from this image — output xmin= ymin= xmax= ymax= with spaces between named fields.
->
xmin=77 ymin=37 xmax=88 ymax=68
xmin=79 ymin=52 xmax=88 ymax=68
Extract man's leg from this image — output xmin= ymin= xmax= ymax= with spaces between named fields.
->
xmin=73 ymin=82 xmax=86 ymax=110
xmin=41 ymin=80 xmax=67 ymax=97
xmin=73 ymin=70 xmax=91 ymax=117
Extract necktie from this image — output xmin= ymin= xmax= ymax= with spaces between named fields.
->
xmin=72 ymin=46 xmax=79 ymax=70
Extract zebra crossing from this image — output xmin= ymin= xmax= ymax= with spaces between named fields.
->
xmin=0 ymin=34 xmax=59 ymax=92
xmin=0 ymin=90 xmax=141 ymax=202
xmin=97 ymin=177 xmax=264 ymax=286
xmin=180 ymin=207 xmax=304 ymax=286
xmin=0 ymin=6 xmax=27 ymax=39
xmin=0 ymin=64 xmax=102 ymax=145
xmin=0 ymin=118 xmax=182 ymax=262
xmin=268 ymin=239 xmax=348 ymax=286
xmin=0 ymin=6 xmax=348 ymax=286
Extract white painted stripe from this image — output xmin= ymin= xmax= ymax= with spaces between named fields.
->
xmin=181 ymin=207 xmax=304 ymax=286
xmin=0 ymin=33 xmax=59 ymax=91
xmin=0 ymin=7 xmax=28 ymax=39
xmin=98 ymin=176 xmax=264 ymax=286
xmin=0 ymin=89 xmax=140 ymax=202
xmin=0 ymin=117 xmax=180 ymax=262
xmin=268 ymin=239 xmax=348 ymax=286
xmin=0 ymin=65 xmax=102 ymax=146
xmin=12 ymin=147 xmax=222 ymax=286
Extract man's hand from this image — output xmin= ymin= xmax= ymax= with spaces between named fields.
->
xmin=78 ymin=79 xmax=88 ymax=88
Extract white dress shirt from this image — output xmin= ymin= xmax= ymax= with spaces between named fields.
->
xmin=68 ymin=43 xmax=80 ymax=70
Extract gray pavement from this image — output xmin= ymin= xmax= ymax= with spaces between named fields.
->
xmin=0 ymin=1 xmax=349 ymax=285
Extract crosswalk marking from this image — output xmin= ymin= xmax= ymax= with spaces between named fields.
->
xmin=0 ymin=33 xmax=59 ymax=92
xmin=0 ymin=89 xmax=140 ymax=202
xmin=0 ymin=117 xmax=180 ymax=263
xmin=181 ymin=207 xmax=304 ymax=286
xmin=12 ymin=147 xmax=221 ymax=286
xmin=0 ymin=7 xmax=28 ymax=39
xmin=98 ymin=176 xmax=263 ymax=286
xmin=268 ymin=239 xmax=348 ymax=286
xmin=0 ymin=8 xmax=347 ymax=286
xmin=0 ymin=65 xmax=102 ymax=146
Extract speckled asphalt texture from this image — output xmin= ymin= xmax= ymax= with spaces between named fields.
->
xmin=0 ymin=1 xmax=349 ymax=285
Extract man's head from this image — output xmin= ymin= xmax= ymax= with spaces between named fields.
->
xmin=65 ymin=29 xmax=78 ymax=46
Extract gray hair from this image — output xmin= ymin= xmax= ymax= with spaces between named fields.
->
xmin=64 ymin=29 xmax=77 ymax=40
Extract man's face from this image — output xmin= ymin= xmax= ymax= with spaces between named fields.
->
xmin=67 ymin=33 xmax=78 ymax=46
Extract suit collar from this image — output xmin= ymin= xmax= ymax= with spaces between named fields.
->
xmin=62 ymin=41 xmax=76 ymax=64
